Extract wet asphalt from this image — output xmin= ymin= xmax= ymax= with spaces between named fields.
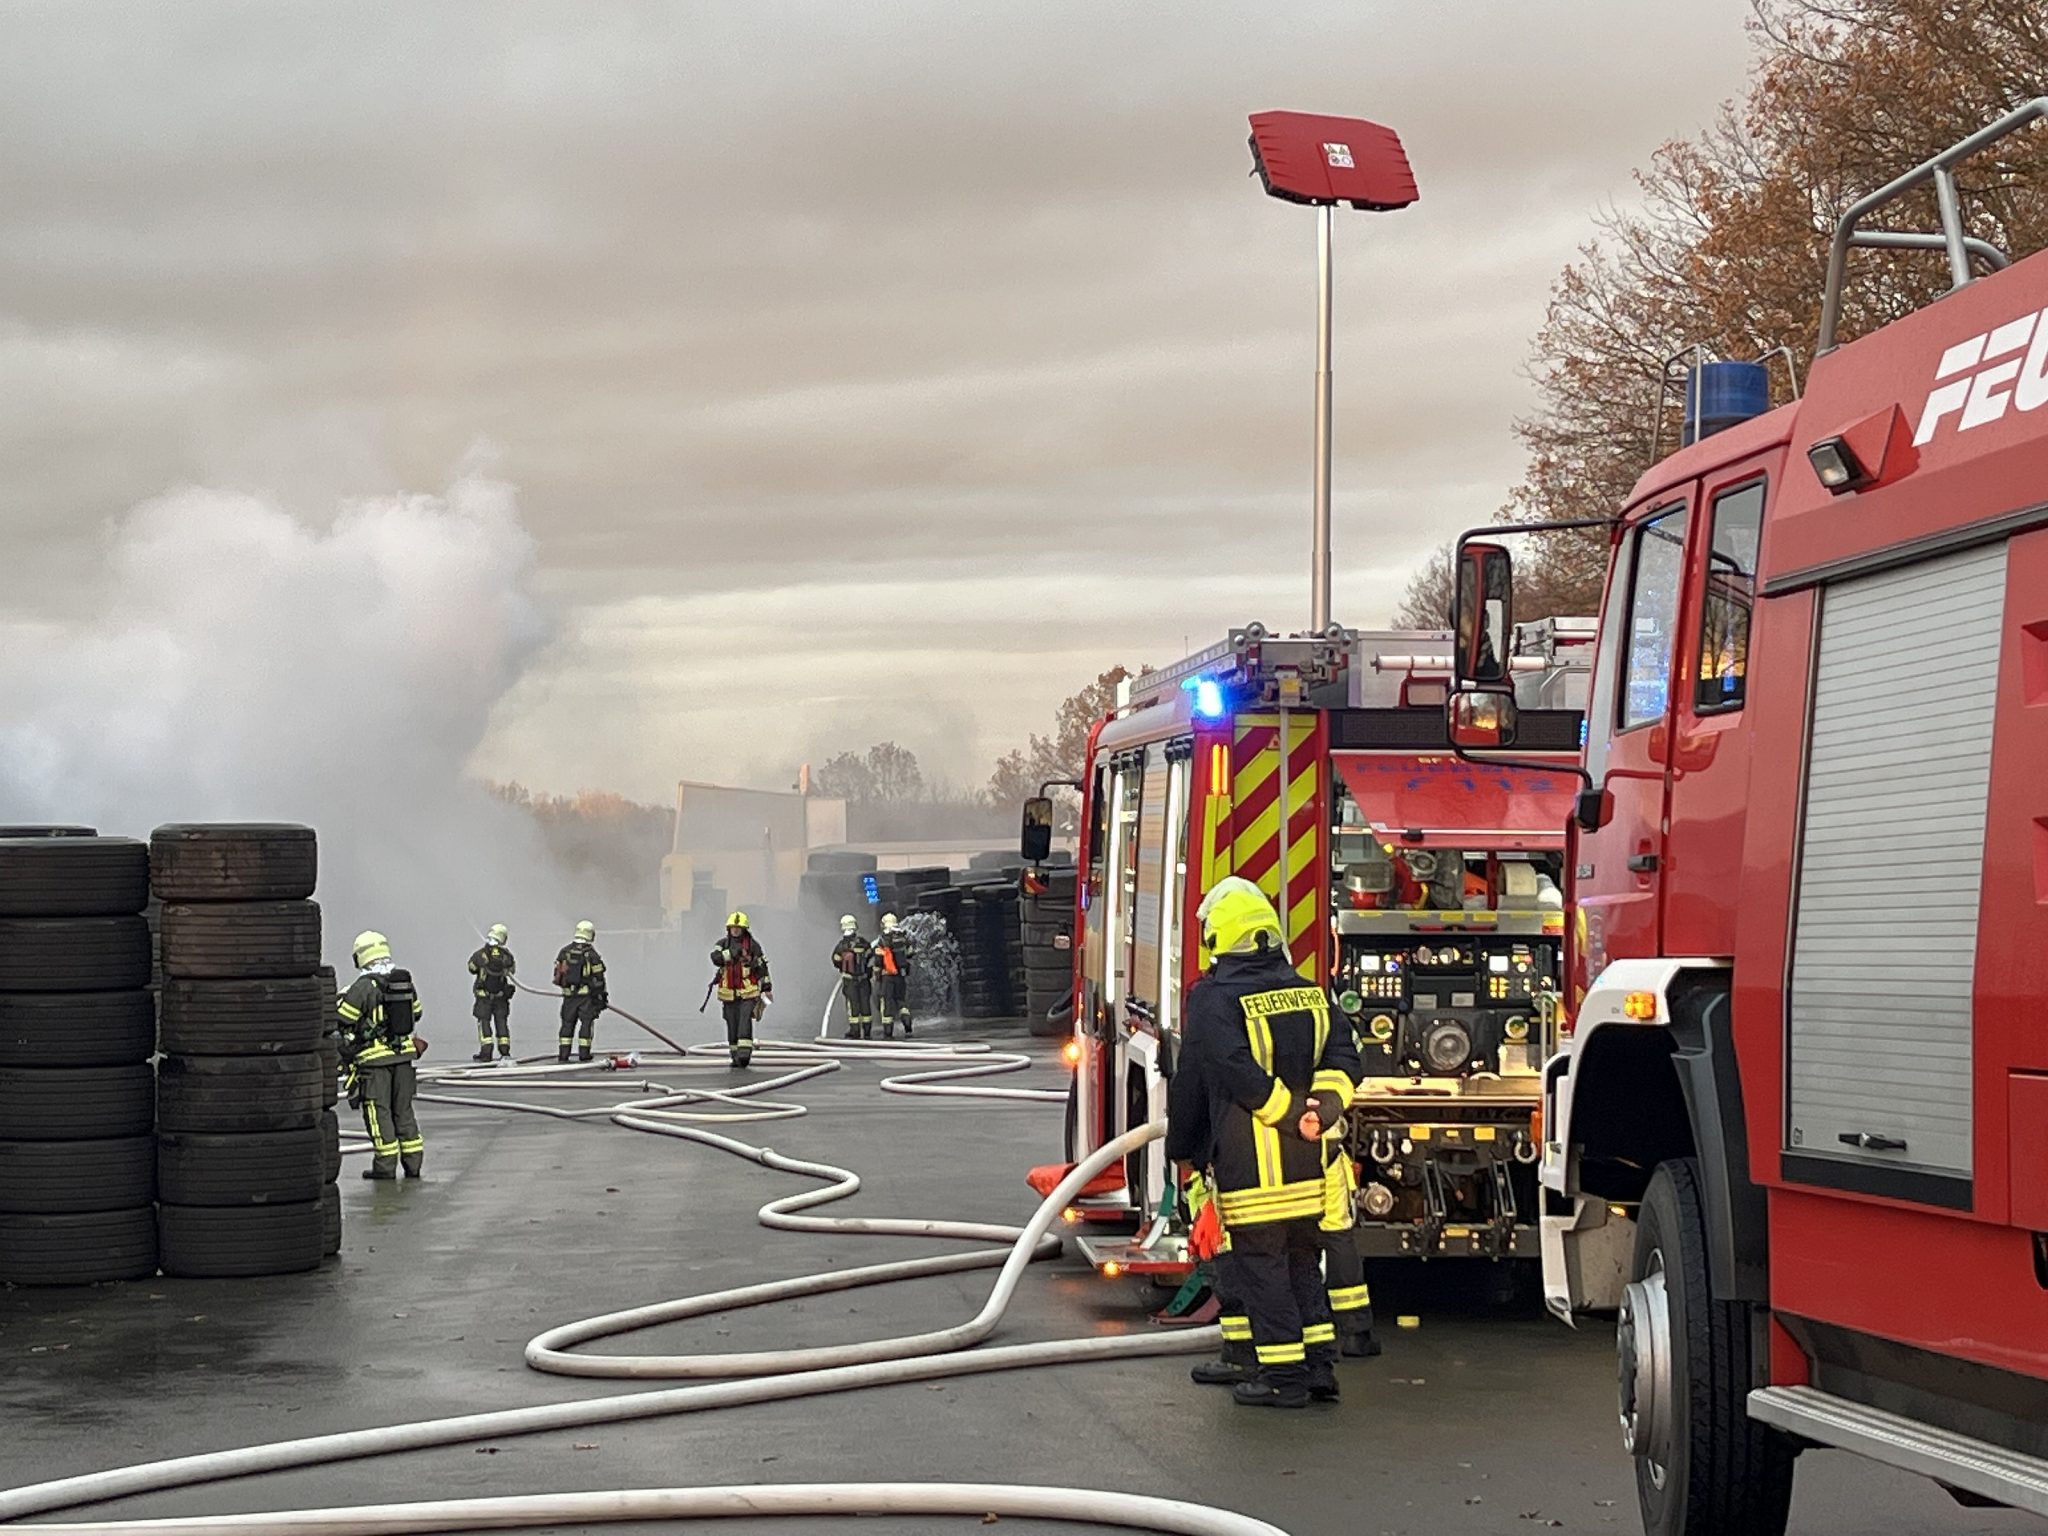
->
xmin=0 ymin=1016 xmax=2034 ymax=1536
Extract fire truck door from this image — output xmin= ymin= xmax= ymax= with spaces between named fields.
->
xmin=1572 ymin=493 xmax=1694 ymax=999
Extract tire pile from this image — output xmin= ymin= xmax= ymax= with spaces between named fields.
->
xmin=956 ymin=879 xmax=1021 ymax=1022
xmin=1020 ymin=864 xmax=1078 ymax=1037
xmin=152 ymin=824 xmax=331 ymax=1279
xmin=0 ymin=830 xmax=159 ymax=1285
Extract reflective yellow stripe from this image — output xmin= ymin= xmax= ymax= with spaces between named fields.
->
xmin=1303 ymin=1323 xmax=1336 ymax=1345
xmin=1255 ymin=1341 xmax=1306 ymax=1364
xmin=1311 ymin=1069 xmax=1355 ymax=1104
xmin=1253 ymin=1080 xmax=1291 ymax=1127
xmin=1328 ymin=1284 xmax=1372 ymax=1311
xmin=1218 ymin=1184 xmax=1323 ymax=1225
xmin=336 ymin=1001 xmax=362 ymax=1021
xmin=1220 ymin=1317 xmax=1252 ymax=1341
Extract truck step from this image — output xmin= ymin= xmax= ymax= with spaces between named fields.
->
xmin=1748 ymin=1386 xmax=2048 ymax=1517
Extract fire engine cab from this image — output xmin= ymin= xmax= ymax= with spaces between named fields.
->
xmin=1447 ymin=102 xmax=2048 ymax=1536
xmin=1023 ymin=618 xmax=1589 ymax=1277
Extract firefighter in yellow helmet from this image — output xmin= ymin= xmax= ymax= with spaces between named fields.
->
xmin=710 ymin=911 xmax=771 ymax=1068
xmin=829 ymin=915 xmax=874 ymax=1039
xmin=1169 ymin=877 xmax=1359 ymax=1408
xmin=468 ymin=923 xmax=516 ymax=1063
xmin=869 ymin=911 xmax=914 ymax=1038
xmin=335 ymin=930 xmax=426 ymax=1179
xmin=553 ymin=920 xmax=607 ymax=1063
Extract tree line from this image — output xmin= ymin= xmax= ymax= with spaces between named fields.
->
xmin=1395 ymin=0 xmax=2048 ymax=628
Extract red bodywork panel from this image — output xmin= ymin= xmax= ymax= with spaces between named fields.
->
xmin=1248 ymin=111 xmax=1418 ymax=212
xmin=1584 ymin=242 xmax=2048 ymax=1387
xmin=1333 ymin=751 xmax=1576 ymax=851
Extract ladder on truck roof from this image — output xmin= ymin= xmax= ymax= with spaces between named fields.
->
xmin=1123 ymin=624 xmax=1360 ymax=711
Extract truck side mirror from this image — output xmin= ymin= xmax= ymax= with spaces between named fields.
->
xmin=1574 ymin=786 xmax=1612 ymax=832
xmin=1454 ymin=540 xmax=1514 ymax=684
xmin=1020 ymin=796 xmax=1054 ymax=863
xmin=1448 ymin=687 xmax=1519 ymax=749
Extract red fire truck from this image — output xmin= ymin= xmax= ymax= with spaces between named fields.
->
xmin=1445 ymin=102 xmax=2048 ymax=1535
xmin=1022 ymin=619 xmax=1590 ymax=1276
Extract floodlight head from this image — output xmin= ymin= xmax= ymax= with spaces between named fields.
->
xmin=1248 ymin=111 xmax=1418 ymax=211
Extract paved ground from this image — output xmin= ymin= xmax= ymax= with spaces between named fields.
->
xmin=0 ymin=1017 xmax=2034 ymax=1536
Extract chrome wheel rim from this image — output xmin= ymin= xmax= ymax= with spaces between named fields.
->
xmin=1617 ymin=1249 xmax=1674 ymax=1485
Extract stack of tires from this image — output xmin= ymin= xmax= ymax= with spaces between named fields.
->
xmin=0 ymin=832 xmax=159 ymax=1285
xmin=954 ymin=883 xmax=1019 ymax=1021
xmin=151 ymin=825 xmax=330 ymax=1278
xmin=316 ymin=964 xmax=341 ymax=1256
xmin=1021 ymin=865 xmax=1079 ymax=1037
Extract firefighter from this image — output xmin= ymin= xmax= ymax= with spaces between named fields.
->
xmin=1174 ymin=876 xmax=1359 ymax=1409
xmin=554 ymin=920 xmax=607 ymax=1063
xmin=1325 ymin=991 xmax=1381 ymax=1357
xmin=335 ymin=930 xmax=426 ymax=1180
xmin=711 ymin=912 xmax=771 ymax=1068
xmin=468 ymin=923 xmax=516 ymax=1063
xmin=1166 ymin=1064 xmax=1255 ymax=1388
xmin=870 ymin=912 xmax=913 ymax=1038
xmin=830 ymin=916 xmax=873 ymax=1039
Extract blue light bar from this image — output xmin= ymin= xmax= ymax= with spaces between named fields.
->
xmin=1186 ymin=677 xmax=1227 ymax=719
xmin=860 ymin=873 xmax=881 ymax=905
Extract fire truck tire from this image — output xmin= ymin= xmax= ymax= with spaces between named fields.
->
xmin=149 ymin=824 xmax=318 ymax=902
xmin=1626 ymin=1158 xmax=1794 ymax=1536
xmin=160 ymin=900 xmax=322 ymax=980
xmin=0 ymin=836 xmax=150 ymax=917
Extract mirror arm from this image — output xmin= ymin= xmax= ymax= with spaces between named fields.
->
xmin=1446 ymin=741 xmax=1594 ymax=797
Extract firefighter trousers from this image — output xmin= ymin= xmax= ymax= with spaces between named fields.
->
xmin=1321 ymin=1225 xmax=1377 ymax=1351
xmin=1212 ymin=1251 xmax=1255 ymax=1369
xmin=358 ymin=1059 xmax=424 ymax=1177
xmin=721 ymin=998 xmax=756 ymax=1065
xmin=559 ymin=995 xmax=601 ymax=1059
xmin=839 ymin=976 xmax=872 ymax=1037
xmin=875 ymin=975 xmax=909 ymax=1036
xmin=1227 ymin=1217 xmax=1335 ymax=1388
xmin=473 ymin=994 xmax=511 ymax=1057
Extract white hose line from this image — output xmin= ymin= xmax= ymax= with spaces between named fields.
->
xmin=10 ymin=1482 xmax=1288 ymax=1536
xmin=0 ymin=1127 xmax=1223 ymax=1530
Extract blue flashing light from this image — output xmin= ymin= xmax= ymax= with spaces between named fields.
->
xmin=1188 ymin=677 xmax=1227 ymax=720
xmin=860 ymin=873 xmax=881 ymax=905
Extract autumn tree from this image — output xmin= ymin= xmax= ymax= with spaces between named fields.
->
xmin=813 ymin=741 xmax=927 ymax=804
xmin=1429 ymin=0 xmax=2048 ymax=614
xmin=983 ymin=665 xmax=1136 ymax=826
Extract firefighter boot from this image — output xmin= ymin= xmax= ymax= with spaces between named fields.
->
xmin=401 ymin=1154 xmax=423 ymax=1180
xmin=899 ymin=1010 xmax=912 ymax=1038
xmin=1307 ymin=1367 xmax=1340 ymax=1404
xmin=557 ymin=1047 xmax=571 ymax=1063
xmin=881 ymin=1020 xmax=895 ymax=1040
xmin=498 ymin=1046 xmax=513 ymax=1060
xmin=1231 ymin=1377 xmax=1310 ymax=1410
xmin=1190 ymin=1358 xmax=1252 ymax=1387
xmin=361 ymin=1166 xmax=397 ymax=1182
xmin=472 ymin=1048 xmax=494 ymax=1064
xmin=578 ymin=1049 xmax=593 ymax=1063
xmin=1341 ymin=1327 xmax=1383 ymax=1359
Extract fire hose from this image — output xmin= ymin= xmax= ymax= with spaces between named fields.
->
xmin=0 ymin=986 xmax=1281 ymax=1536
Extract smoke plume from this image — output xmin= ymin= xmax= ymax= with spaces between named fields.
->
xmin=0 ymin=468 xmax=634 ymax=1011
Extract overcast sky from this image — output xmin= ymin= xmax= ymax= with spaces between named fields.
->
xmin=1 ymin=2 xmax=1756 ymax=805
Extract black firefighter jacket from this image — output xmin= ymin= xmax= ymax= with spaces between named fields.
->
xmin=1165 ymin=950 xmax=1360 ymax=1229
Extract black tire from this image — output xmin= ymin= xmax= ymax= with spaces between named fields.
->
xmin=321 ymin=1184 xmax=341 ymax=1257
xmin=158 ymin=1127 xmax=326 ymax=1207
xmin=157 ymin=1201 xmax=323 ymax=1278
xmin=0 ymin=1065 xmax=154 ymax=1140
xmin=159 ymin=976 xmax=326 ymax=1055
xmin=0 ymin=1135 xmax=155 ymax=1214
xmin=156 ymin=1052 xmax=324 ymax=1133
xmin=160 ymin=901 xmax=321 ymax=980
xmin=0 ymin=837 xmax=149 ymax=918
xmin=321 ymin=1108 xmax=341 ymax=1179
xmin=0 ymin=991 xmax=155 ymax=1067
xmin=0 ymin=1208 xmax=156 ymax=1285
xmin=0 ymin=826 xmax=96 ymax=839
xmin=0 ymin=916 xmax=152 ymax=992
xmin=319 ymin=1037 xmax=339 ymax=1106
xmin=149 ymin=824 xmax=318 ymax=902
xmin=1626 ymin=1158 xmax=1795 ymax=1536
xmin=806 ymin=850 xmax=879 ymax=874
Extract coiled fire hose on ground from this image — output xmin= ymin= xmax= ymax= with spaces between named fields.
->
xmin=0 ymin=980 xmax=1286 ymax=1536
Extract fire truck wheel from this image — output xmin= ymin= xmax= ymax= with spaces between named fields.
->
xmin=1623 ymin=1158 xmax=1794 ymax=1536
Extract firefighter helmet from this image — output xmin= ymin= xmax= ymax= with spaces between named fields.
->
xmin=487 ymin=923 xmax=509 ymax=944
xmin=839 ymin=915 xmax=858 ymax=935
xmin=1197 ymin=877 xmax=1284 ymax=957
xmin=352 ymin=930 xmax=391 ymax=969
xmin=880 ymin=912 xmax=900 ymax=934
xmin=573 ymin=920 xmax=596 ymax=943
xmin=726 ymin=911 xmax=750 ymax=930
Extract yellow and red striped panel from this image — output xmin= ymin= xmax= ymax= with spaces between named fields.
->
xmin=1228 ymin=713 xmax=1325 ymax=981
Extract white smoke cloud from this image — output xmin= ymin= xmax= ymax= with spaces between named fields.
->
xmin=0 ymin=465 xmax=621 ymax=1005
